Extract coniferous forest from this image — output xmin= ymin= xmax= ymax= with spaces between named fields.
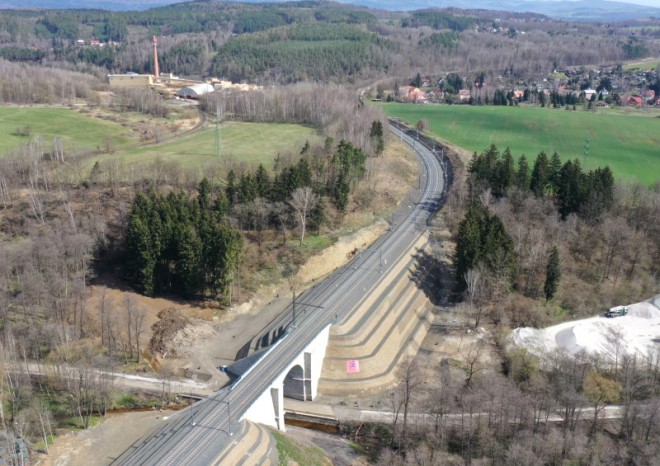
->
xmin=125 ymin=186 xmax=243 ymax=298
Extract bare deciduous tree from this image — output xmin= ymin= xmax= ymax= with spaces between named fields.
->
xmin=289 ymin=187 xmax=318 ymax=246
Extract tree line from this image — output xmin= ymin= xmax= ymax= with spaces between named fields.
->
xmin=468 ymin=145 xmax=614 ymax=220
xmin=369 ymin=346 xmax=660 ymax=465
xmin=0 ymin=3 xmax=657 ymax=86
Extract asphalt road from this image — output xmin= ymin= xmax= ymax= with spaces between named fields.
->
xmin=111 ymin=121 xmax=448 ymax=465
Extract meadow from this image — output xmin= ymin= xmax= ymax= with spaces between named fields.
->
xmin=382 ymin=103 xmax=660 ymax=185
xmin=0 ymin=107 xmax=132 ymax=155
xmin=622 ymin=59 xmax=660 ymax=71
xmin=90 ymin=121 xmax=323 ymax=170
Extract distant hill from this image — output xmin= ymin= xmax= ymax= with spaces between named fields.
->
xmin=351 ymin=0 xmax=660 ymax=21
xmin=1 ymin=0 xmax=659 ymax=21
xmin=0 ymin=0 xmax=177 ymax=10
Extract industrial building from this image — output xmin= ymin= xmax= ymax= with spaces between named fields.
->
xmin=108 ymin=73 xmax=155 ymax=88
xmin=107 ymin=36 xmax=260 ymax=96
xmin=176 ymin=83 xmax=216 ymax=99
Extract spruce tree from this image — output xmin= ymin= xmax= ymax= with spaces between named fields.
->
xmin=530 ymin=151 xmax=550 ymax=197
xmin=515 ymin=154 xmax=530 ymax=190
xmin=455 ymin=204 xmax=486 ymax=290
xmin=556 ymin=159 xmax=584 ymax=218
xmin=370 ymin=120 xmax=385 ymax=156
xmin=494 ymin=147 xmax=514 ymax=196
xmin=309 ymin=195 xmax=327 ymax=235
xmin=126 ymin=215 xmax=156 ymax=295
xmin=413 ymin=72 xmax=422 ymax=88
xmin=225 ymin=169 xmax=238 ymax=206
xmin=548 ymin=152 xmax=562 ymax=194
xmin=175 ymin=225 xmax=202 ymax=298
xmin=544 ymin=246 xmax=561 ymax=301
xmin=333 ymin=171 xmax=350 ymax=213
xmin=254 ymin=164 xmax=271 ymax=199
xmin=198 ymin=178 xmax=211 ymax=210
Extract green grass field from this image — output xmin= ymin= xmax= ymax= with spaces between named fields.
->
xmin=623 ymin=59 xmax=660 ymax=71
xmin=0 ymin=107 xmax=132 ymax=156
xmin=382 ymin=103 xmax=660 ymax=185
xmin=90 ymin=122 xmax=322 ymax=170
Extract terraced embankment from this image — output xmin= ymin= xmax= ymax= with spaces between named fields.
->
xmin=212 ymin=421 xmax=277 ymax=465
xmin=317 ymin=232 xmax=434 ymax=396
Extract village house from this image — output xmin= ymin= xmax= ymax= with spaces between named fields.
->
xmin=397 ymin=85 xmax=414 ymax=99
xmin=583 ymin=88 xmax=597 ymax=100
xmin=641 ymin=90 xmax=656 ymax=102
xmin=458 ymin=89 xmax=471 ymax=102
xmin=397 ymin=85 xmax=427 ymax=103
xmin=627 ymin=95 xmax=643 ymax=106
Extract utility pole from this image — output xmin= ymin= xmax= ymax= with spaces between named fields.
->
xmin=190 ymin=393 xmax=196 ymax=427
xmin=290 ymin=292 xmax=322 ymax=330
xmin=583 ymin=135 xmax=590 ymax=168
xmin=214 ymin=105 xmax=222 ymax=161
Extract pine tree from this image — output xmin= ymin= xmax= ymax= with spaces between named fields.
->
xmin=544 ymin=246 xmax=561 ymax=301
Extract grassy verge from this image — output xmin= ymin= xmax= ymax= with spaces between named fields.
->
xmin=0 ymin=107 xmax=133 ymax=156
xmin=272 ymin=430 xmax=330 ymax=466
xmin=382 ymin=102 xmax=660 ymax=185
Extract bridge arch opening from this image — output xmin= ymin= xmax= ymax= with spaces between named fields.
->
xmin=283 ymin=364 xmax=306 ymax=401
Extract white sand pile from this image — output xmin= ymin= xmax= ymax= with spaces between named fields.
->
xmin=512 ymin=295 xmax=660 ymax=360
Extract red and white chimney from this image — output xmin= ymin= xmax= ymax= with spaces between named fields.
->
xmin=153 ymin=35 xmax=160 ymax=78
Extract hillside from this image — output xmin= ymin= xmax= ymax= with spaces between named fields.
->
xmin=0 ymin=2 xmax=658 ymax=85
xmin=4 ymin=0 xmax=660 ymax=21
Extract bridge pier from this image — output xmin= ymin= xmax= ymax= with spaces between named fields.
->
xmin=270 ymin=387 xmax=284 ymax=431
xmin=242 ymin=325 xmax=330 ymax=431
